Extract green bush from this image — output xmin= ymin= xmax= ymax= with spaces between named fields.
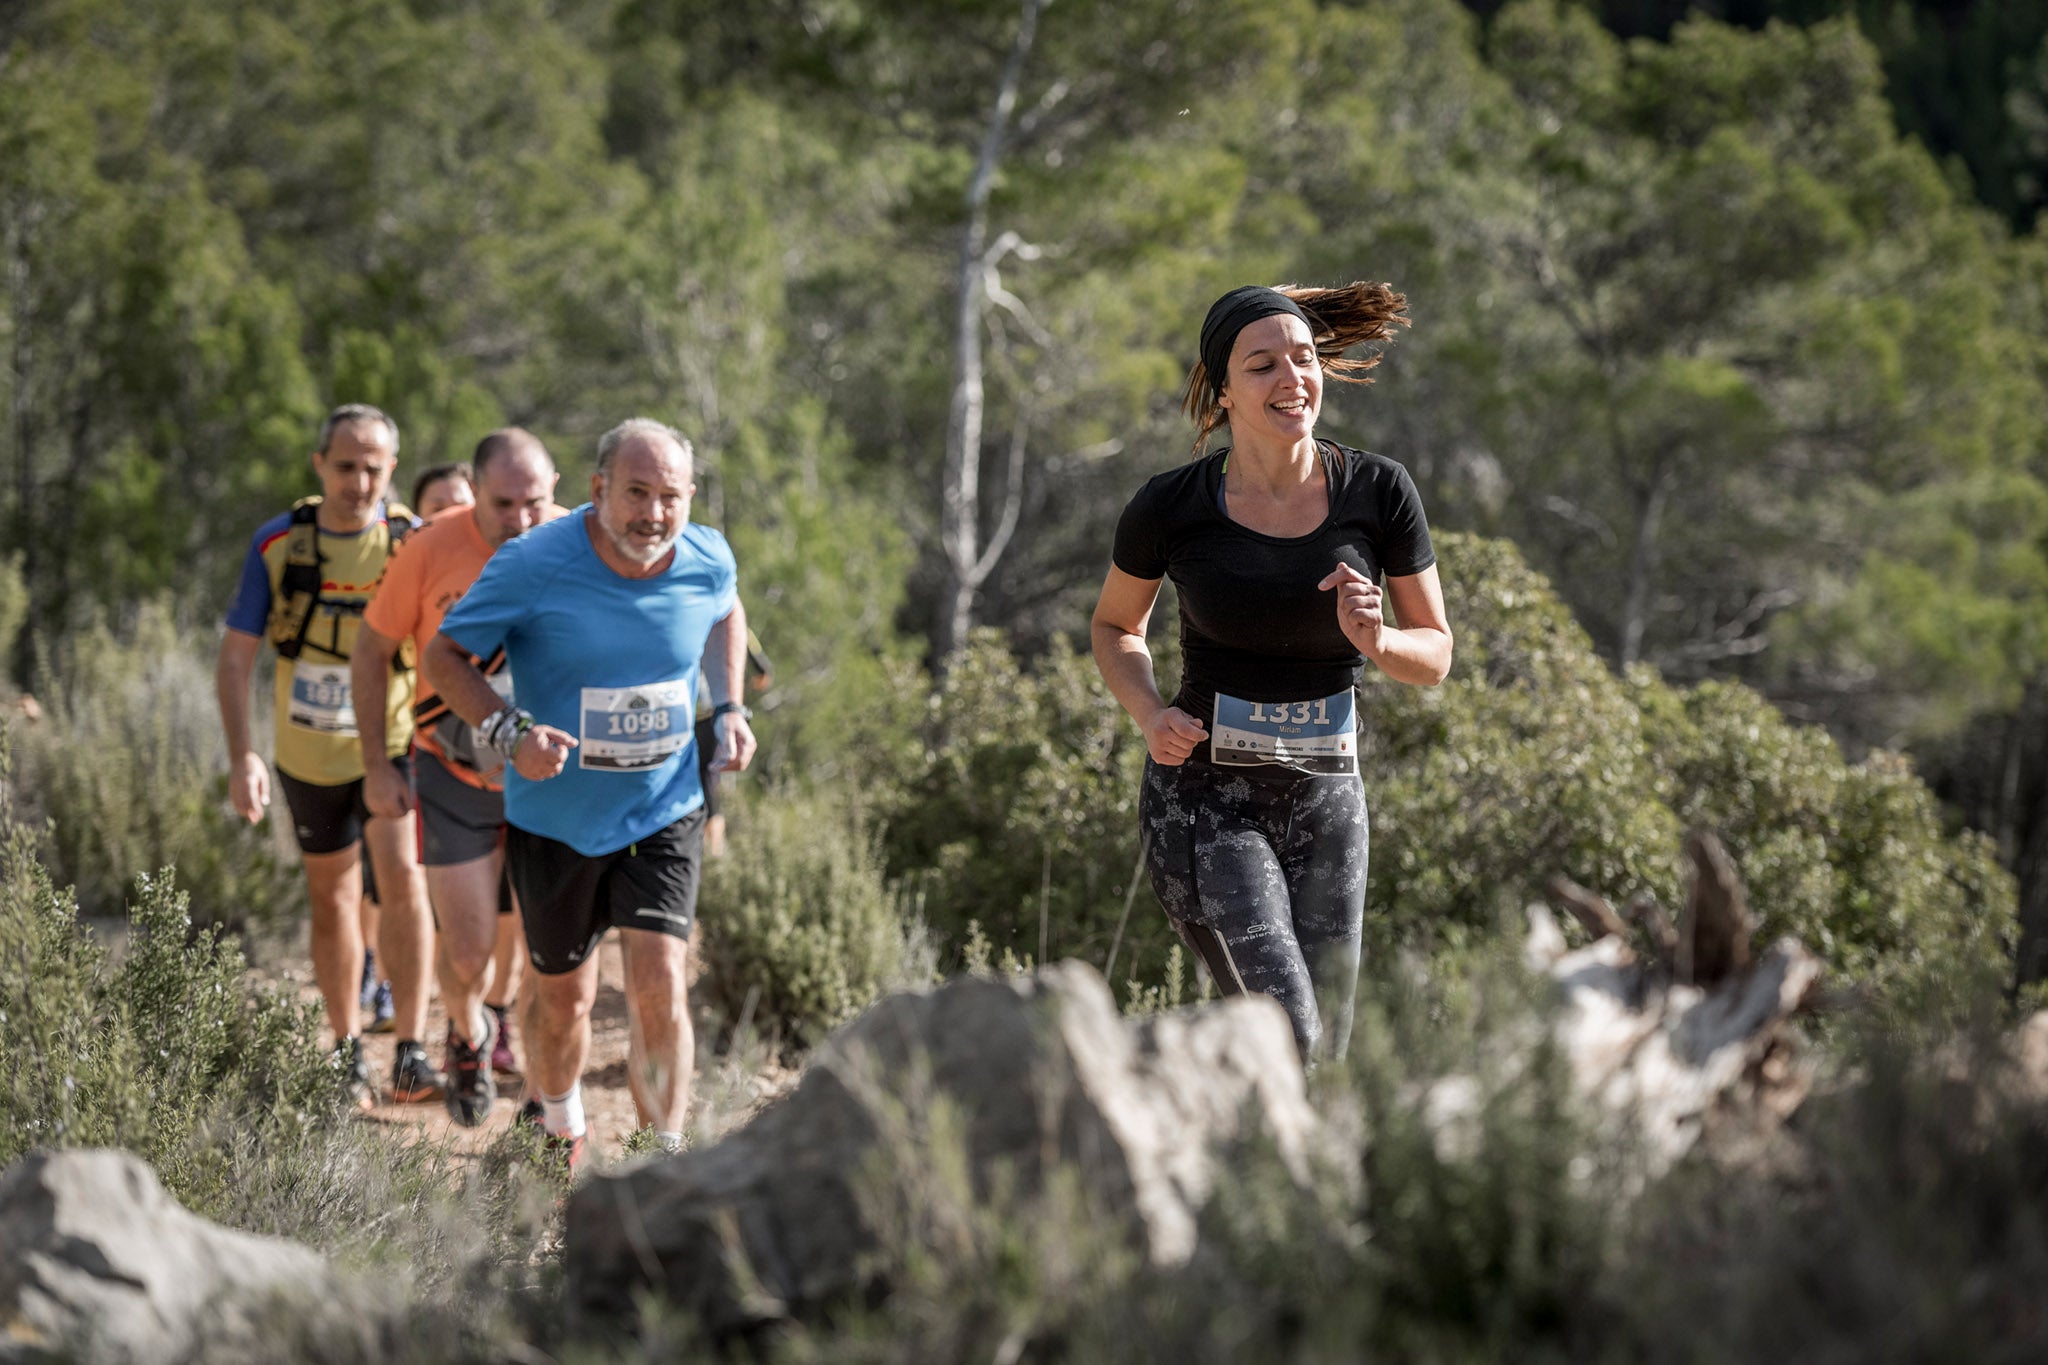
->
xmin=1367 ymin=532 xmax=2015 ymax=1012
xmin=1360 ymin=532 xmax=1685 ymax=951
xmin=1640 ymin=675 xmax=2014 ymax=1008
xmin=11 ymin=598 xmax=303 ymax=929
xmin=698 ymin=785 xmax=938 ymax=1054
xmin=0 ymin=727 xmax=338 ymax=1215
xmin=880 ymin=631 xmax=1173 ymax=996
xmin=1 ymin=726 xmax=563 ymax=1362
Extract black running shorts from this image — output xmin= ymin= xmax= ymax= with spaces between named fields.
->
xmin=505 ymin=809 xmax=707 ymax=976
xmin=277 ymin=753 xmax=413 ymax=856
xmin=413 ymin=749 xmax=506 ymax=867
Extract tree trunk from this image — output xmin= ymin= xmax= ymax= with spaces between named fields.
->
xmin=5 ymin=214 xmax=39 ymax=682
xmin=1619 ymin=466 xmax=1670 ymax=669
xmin=2002 ymin=676 xmax=2048 ymax=986
xmin=934 ymin=0 xmax=1044 ymax=664
xmin=1442 ymin=835 xmax=1822 ymax=1177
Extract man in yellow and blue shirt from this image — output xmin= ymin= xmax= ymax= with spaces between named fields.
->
xmin=215 ymin=403 xmax=443 ymax=1106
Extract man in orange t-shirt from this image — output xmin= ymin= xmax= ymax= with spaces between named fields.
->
xmin=353 ymin=429 xmax=567 ymax=1127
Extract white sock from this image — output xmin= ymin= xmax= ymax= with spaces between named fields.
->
xmin=654 ymin=1130 xmax=684 ymax=1154
xmin=541 ymin=1085 xmax=586 ymax=1138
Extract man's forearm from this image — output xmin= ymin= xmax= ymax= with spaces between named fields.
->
xmin=422 ymin=635 xmax=509 ymax=727
xmin=350 ymin=643 xmax=394 ymax=767
xmin=706 ymin=601 xmax=748 ymax=708
xmin=216 ymin=631 xmax=259 ymax=757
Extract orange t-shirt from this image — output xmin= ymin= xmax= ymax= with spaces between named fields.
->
xmin=365 ymin=504 xmax=567 ymax=785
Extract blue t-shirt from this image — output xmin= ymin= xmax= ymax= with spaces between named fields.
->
xmin=436 ymin=507 xmax=739 ymax=855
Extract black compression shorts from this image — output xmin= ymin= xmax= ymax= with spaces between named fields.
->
xmin=277 ymin=753 xmax=413 ymax=856
xmin=505 ymin=809 xmax=707 ymax=976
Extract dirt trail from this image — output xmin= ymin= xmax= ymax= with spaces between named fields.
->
xmin=277 ymin=935 xmax=796 ymax=1160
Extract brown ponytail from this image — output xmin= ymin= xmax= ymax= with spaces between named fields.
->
xmin=1178 ymin=281 xmax=1411 ymax=453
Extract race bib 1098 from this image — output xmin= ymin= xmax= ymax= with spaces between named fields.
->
xmin=287 ymin=659 xmax=358 ymax=736
xmin=1210 ymin=691 xmax=1358 ymax=776
xmin=578 ymin=678 xmax=692 ymax=771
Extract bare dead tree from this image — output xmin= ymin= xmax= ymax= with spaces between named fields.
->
xmin=934 ymin=0 xmax=1046 ymax=663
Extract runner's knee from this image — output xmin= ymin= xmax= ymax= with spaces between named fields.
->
xmin=533 ymin=976 xmax=595 ymax=1026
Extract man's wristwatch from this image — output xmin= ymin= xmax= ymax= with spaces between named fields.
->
xmin=711 ymin=701 xmax=751 ymax=720
xmin=480 ymin=704 xmax=536 ymax=759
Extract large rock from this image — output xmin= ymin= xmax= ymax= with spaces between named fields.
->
xmin=566 ymin=960 xmax=1321 ymax=1337
xmin=0 ymin=1148 xmax=333 ymax=1364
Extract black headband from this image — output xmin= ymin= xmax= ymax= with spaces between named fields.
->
xmin=1199 ymin=286 xmax=1312 ymax=398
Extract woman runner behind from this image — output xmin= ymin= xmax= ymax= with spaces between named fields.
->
xmin=1090 ymin=281 xmax=1453 ymax=1064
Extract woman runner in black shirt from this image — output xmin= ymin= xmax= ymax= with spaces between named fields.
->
xmin=1091 ymin=282 xmax=1453 ymax=1063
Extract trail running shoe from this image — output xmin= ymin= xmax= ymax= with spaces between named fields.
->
xmin=518 ymin=1097 xmax=585 ymax=1176
xmin=365 ymin=977 xmax=395 ymax=1034
xmin=444 ymin=1015 xmax=497 ymax=1128
xmin=546 ymin=1129 xmax=588 ymax=1177
xmin=335 ymin=1036 xmax=372 ymax=1111
xmin=390 ymin=1040 xmax=447 ymax=1104
xmin=487 ymin=1004 xmax=519 ymax=1076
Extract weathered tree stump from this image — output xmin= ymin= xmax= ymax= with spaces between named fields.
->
xmin=1519 ymin=831 xmax=1822 ymax=1172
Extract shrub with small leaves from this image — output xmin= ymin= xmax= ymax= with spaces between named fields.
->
xmin=1360 ymin=532 xmax=1685 ymax=951
xmin=1364 ymin=533 xmax=2015 ymax=1013
xmin=0 ymin=725 xmax=342 ymax=1218
xmin=881 ymin=631 xmax=1167 ymax=995
xmin=12 ymin=598 xmax=303 ymax=929
xmin=1638 ymin=674 xmax=2014 ymax=1013
xmin=699 ymin=786 xmax=937 ymax=1054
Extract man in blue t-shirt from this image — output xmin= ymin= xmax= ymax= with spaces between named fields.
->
xmin=425 ymin=417 xmax=758 ymax=1170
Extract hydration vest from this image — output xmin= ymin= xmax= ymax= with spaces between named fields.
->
xmin=265 ymin=496 xmax=417 ymax=668
xmin=411 ymin=646 xmax=508 ymax=731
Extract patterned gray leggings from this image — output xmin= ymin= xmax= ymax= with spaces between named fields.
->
xmin=1138 ymin=757 xmax=1369 ymax=1063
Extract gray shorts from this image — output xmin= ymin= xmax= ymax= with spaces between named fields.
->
xmin=413 ymin=749 xmax=505 ymax=867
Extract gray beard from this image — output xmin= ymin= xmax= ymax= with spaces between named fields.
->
xmin=602 ymin=520 xmax=676 ymax=566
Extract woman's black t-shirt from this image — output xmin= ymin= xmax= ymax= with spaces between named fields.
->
xmin=1111 ymin=441 xmax=1436 ymax=764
